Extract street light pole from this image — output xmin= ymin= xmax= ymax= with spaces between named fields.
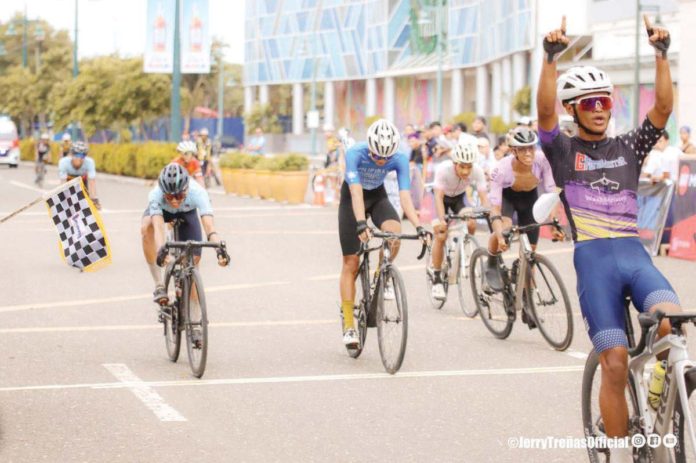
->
xmin=170 ymin=0 xmax=182 ymax=142
xmin=436 ymin=0 xmax=443 ymax=123
xmin=217 ymin=52 xmax=224 ymax=144
xmin=71 ymin=0 xmax=79 ymax=141
xmin=310 ymin=21 xmax=318 ymax=159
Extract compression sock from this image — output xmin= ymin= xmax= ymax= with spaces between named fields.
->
xmin=341 ymin=300 xmax=355 ymax=331
xmin=148 ymin=263 xmax=163 ymax=286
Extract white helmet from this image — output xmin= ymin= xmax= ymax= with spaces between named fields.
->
xmin=200 ymin=127 xmax=209 ymax=136
xmin=366 ymin=119 xmax=400 ymax=158
xmin=177 ymin=140 xmax=197 ymax=154
xmin=557 ymin=66 xmax=613 ymax=103
xmin=62 ymin=133 xmax=72 ymax=142
xmin=451 ymin=140 xmax=478 ymax=164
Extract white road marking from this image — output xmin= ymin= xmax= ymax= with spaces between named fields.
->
xmin=102 ymin=363 xmax=186 ymax=422
xmin=566 ymin=350 xmax=589 ymax=360
xmin=0 ymin=319 xmax=336 ymax=334
xmin=0 ymin=281 xmax=290 ymax=313
xmin=306 ymin=264 xmax=425 ymax=281
xmin=9 ymin=180 xmax=45 ymax=193
xmin=0 ymin=365 xmax=585 ymax=393
xmin=0 ymin=205 xmax=321 ymax=216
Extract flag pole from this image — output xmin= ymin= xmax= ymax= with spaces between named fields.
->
xmin=0 ymin=178 xmax=82 ymax=225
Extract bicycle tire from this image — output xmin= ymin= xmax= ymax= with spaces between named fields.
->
xmin=469 ymin=247 xmax=513 ymax=339
xmin=347 ymin=263 xmax=369 ymax=359
xmin=162 ymin=266 xmax=182 ymax=362
xmin=425 ymin=246 xmax=446 ymax=310
xmin=457 ymin=235 xmax=480 ymax=318
xmin=377 ymin=266 xmax=408 ymax=374
xmin=525 ymin=254 xmax=573 ymax=351
xmin=184 ymin=269 xmax=209 ymax=378
xmin=673 ymin=368 xmax=696 ymax=462
xmin=581 ymin=349 xmax=647 ymax=463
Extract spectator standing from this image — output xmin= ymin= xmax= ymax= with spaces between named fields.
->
xmin=247 ymin=127 xmax=266 ymax=155
xmin=471 ymin=115 xmax=489 ymax=141
xmin=679 ymin=126 xmax=696 ymax=154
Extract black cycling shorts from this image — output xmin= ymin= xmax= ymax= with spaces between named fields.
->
xmin=501 ymin=187 xmax=539 ymax=245
xmin=338 ymin=182 xmax=400 ymax=256
xmin=143 ymin=208 xmax=203 ymax=256
xmin=443 ymin=192 xmax=467 ymax=215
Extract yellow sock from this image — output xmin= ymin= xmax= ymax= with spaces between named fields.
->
xmin=341 ymin=300 xmax=355 ymax=331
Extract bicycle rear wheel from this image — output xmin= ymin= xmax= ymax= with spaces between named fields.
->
xmin=457 ymin=236 xmax=480 ymax=318
xmin=469 ymin=247 xmax=513 ymax=339
xmin=162 ymin=266 xmax=181 ymax=362
xmin=425 ymin=246 xmax=446 ymax=310
xmin=525 ymin=254 xmax=573 ymax=351
xmin=184 ymin=269 xmax=209 ymax=378
xmin=347 ymin=264 xmax=369 ymax=359
xmin=377 ymin=266 xmax=408 ymax=374
xmin=673 ymin=368 xmax=696 ymax=462
xmin=581 ymin=350 xmax=647 ymax=462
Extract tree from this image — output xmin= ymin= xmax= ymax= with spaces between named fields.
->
xmin=512 ymin=86 xmax=531 ymax=117
xmin=0 ymin=65 xmax=39 ymax=136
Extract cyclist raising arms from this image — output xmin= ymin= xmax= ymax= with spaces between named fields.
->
xmin=58 ymin=141 xmax=101 ymax=210
xmin=430 ymin=138 xmax=490 ymax=300
xmin=538 ymin=16 xmax=679 ymax=460
xmin=173 ymin=140 xmax=205 ymax=186
xmin=485 ymin=127 xmax=560 ymax=292
xmin=339 ymin=119 xmax=427 ymax=347
xmin=141 ymin=164 xmax=229 ymax=304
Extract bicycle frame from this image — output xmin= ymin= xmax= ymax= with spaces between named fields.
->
xmin=629 ymin=327 xmax=696 ymax=460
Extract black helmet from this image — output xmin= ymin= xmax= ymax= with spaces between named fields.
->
xmin=71 ymin=141 xmax=89 ymax=157
xmin=507 ymin=127 xmax=538 ymax=148
xmin=158 ymin=163 xmax=189 ymax=195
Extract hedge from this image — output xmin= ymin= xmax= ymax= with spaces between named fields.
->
xmin=20 ymin=140 xmax=177 ymax=179
xmin=219 ymin=152 xmax=309 ymax=172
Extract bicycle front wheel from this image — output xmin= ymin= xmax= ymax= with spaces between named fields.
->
xmin=377 ymin=266 xmax=408 ymax=374
xmin=457 ymin=235 xmax=480 ymax=318
xmin=673 ymin=368 xmax=696 ymax=462
xmin=469 ymin=247 xmax=513 ymax=339
xmin=526 ymin=254 xmax=573 ymax=351
xmin=184 ymin=269 xmax=209 ymax=378
xmin=163 ymin=267 xmax=181 ymax=362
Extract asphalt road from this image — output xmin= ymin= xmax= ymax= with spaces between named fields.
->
xmin=1 ymin=164 xmax=695 ymax=462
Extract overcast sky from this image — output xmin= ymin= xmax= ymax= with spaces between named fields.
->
xmin=0 ymin=0 xmax=245 ymax=64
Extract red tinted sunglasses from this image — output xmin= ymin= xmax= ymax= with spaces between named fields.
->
xmin=165 ymin=192 xmax=186 ymax=201
xmin=574 ymin=96 xmax=613 ymax=112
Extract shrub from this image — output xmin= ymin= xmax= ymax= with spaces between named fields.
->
xmin=489 ymin=116 xmax=513 ymax=135
xmin=253 ymin=156 xmax=280 ymax=171
xmin=364 ymin=115 xmax=383 ymax=128
xmin=275 ymin=153 xmax=309 ymax=172
xmin=452 ymin=112 xmax=476 ymax=128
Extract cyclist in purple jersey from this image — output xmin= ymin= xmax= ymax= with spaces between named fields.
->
xmin=538 ymin=15 xmax=680 ymax=455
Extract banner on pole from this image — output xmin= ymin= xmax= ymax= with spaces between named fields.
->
xmin=637 ymin=180 xmax=674 ymax=256
xmin=670 ymin=158 xmax=696 ymax=260
xmin=144 ymin=0 xmax=175 ymax=73
xmin=181 ymin=0 xmax=210 ymax=74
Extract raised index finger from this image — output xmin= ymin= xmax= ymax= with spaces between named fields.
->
xmin=643 ymin=14 xmax=652 ymax=31
xmin=561 ymin=15 xmax=567 ymax=33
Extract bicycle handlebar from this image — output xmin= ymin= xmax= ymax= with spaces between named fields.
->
xmin=502 ymin=219 xmax=564 ymax=244
xmin=631 ymin=310 xmax=696 ymax=357
xmin=166 ymin=240 xmax=226 ymax=251
xmin=358 ymin=230 xmax=429 ymax=260
xmin=445 ymin=207 xmax=491 ymax=223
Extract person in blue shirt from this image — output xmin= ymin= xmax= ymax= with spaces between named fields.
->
xmin=58 ymin=141 xmax=101 ymax=209
xmin=339 ymin=119 xmax=427 ymax=348
xmin=141 ymin=163 xmax=229 ymax=304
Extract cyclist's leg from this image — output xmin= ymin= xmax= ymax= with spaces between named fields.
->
xmin=371 ymin=186 xmax=402 ymax=260
xmin=575 ymin=239 xmax=631 ymax=437
xmin=339 ymin=182 xmax=362 ymax=331
xmin=432 ymin=196 xmax=458 ymax=271
xmin=515 ymin=189 xmax=540 ymax=249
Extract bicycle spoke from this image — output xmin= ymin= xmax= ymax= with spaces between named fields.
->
xmin=527 ymin=255 xmax=573 ymax=351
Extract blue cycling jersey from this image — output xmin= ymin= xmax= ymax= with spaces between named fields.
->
xmin=147 ymin=180 xmax=213 ymax=216
xmin=58 ymin=156 xmax=97 ymax=180
xmin=344 ymin=142 xmax=410 ymax=191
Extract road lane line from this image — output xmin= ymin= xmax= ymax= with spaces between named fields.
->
xmin=0 ymin=281 xmax=290 ymax=313
xmin=0 ymin=365 xmax=585 ymax=393
xmin=566 ymin=350 xmax=589 ymax=360
xmin=0 ymin=205 xmax=322 ymax=216
xmin=9 ymin=180 xmax=45 ymax=193
xmin=102 ymin=364 xmax=186 ymax=422
xmin=306 ymin=264 xmax=424 ymax=281
xmin=0 ymin=319 xmax=335 ymax=334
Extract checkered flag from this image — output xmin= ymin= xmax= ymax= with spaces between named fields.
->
xmin=44 ymin=178 xmax=112 ymax=271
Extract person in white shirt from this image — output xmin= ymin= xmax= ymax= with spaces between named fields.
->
xmin=657 ymin=132 xmax=682 ymax=181
xmin=476 ymin=136 xmax=493 ymax=179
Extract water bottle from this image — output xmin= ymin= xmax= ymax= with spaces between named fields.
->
xmin=648 ymin=360 xmax=667 ymax=409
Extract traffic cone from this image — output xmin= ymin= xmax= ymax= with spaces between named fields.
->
xmin=313 ymin=174 xmax=325 ymax=206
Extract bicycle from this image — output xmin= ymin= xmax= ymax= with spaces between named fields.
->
xmin=34 ymin=158 xmax=47 ymax=188
xmin=424 ymin=207 xmax=488 ymax=316
xmin=158 ymin=220 xmax=227 ymax=378
xmin=469 ymin=219 xmax=573 ymax=351
xmin=582 ymin=304 xmax=696 ymax=462
xmin=345 ymin=229 xmax=427 ymax=374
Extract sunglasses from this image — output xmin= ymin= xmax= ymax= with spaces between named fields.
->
xmin=165 ymin=192 xmax=186 ymax=201
xmin=572 ymin=96 xmax=613 ymax=112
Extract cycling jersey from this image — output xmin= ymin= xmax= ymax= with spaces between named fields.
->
xmin=344 ymin=142 xmax=410 ymax=191
xmin=58 ymin=156 xmax=96 ymax=180
xmin=173 ymin=156 xmax=203 ymax=177
xmin=434 ymin=161 xmax=487 ymax=197
xmin=146 ymin=179 xmax=213 ymax=216
xmin=539 ymin=117 xmax=663 ymax=242
xmin=488 ymin=152 xmax=556 ymax=207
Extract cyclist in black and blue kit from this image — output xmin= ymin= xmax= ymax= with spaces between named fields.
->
xmin=538 ymin=15 xmax=678 ymax=461
xmin=338 ymin=119 xmax=427 ymax=348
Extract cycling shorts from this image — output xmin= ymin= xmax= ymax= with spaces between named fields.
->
xmin=501 ymin=187 xmax=539 ymax=245
xmin=443 ymin=192 xmax=467 ymax=215
xmin=574 ymin=237 xmax=680 ymax=353
xmin=143 ymin=208 xmax=203 ymax=257
xmin=338 ymin=181 xmax=400 ymax=256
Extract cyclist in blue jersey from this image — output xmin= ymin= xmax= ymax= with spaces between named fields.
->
xmin=538 ymin=16 xmax=679 ymax=458
xmin=58 ymin=141 xmax=101 ymax=209
xmin=339 ymin=119 xmax=428 ymax=348
xmin=141 ymin=164 xmax=229 ymax=304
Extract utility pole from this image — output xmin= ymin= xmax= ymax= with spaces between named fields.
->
xmin=216 ymin=52 xmax=224 ymax=144
xmin=436 ymin=0 xmax=444 ymax=123
xmin=170 ymin=0 xmax=182 ymax=142
xmin=71 ymin=0 xmax=79 ymax=141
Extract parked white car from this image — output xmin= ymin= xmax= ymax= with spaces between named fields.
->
xmin=0 ymin=117 xmax=20 ymax=168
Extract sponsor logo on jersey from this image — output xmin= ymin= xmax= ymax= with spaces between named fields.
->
xmin=574 ymin=153 xmax=628 ymax=172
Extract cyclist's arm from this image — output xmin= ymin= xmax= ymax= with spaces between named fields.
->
xmin=646 ymin=24 xmax=673 ymax=129
xmin=152 ymin=214 xmax=166 ymax=251
xmin=537 ymin=20 xmax=568 ymax=132
xmin=478 ymin=189 xmax=491 ymax=209
xmin=58 ymin=159 xmax=68 ymax=181
xmin=395 ymin=154 xmax=421 ymax=228
xmin=200 ymin=215 xmax=220 ymax=243
xmin=88 ymin=179 xmax=98 ymax=199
